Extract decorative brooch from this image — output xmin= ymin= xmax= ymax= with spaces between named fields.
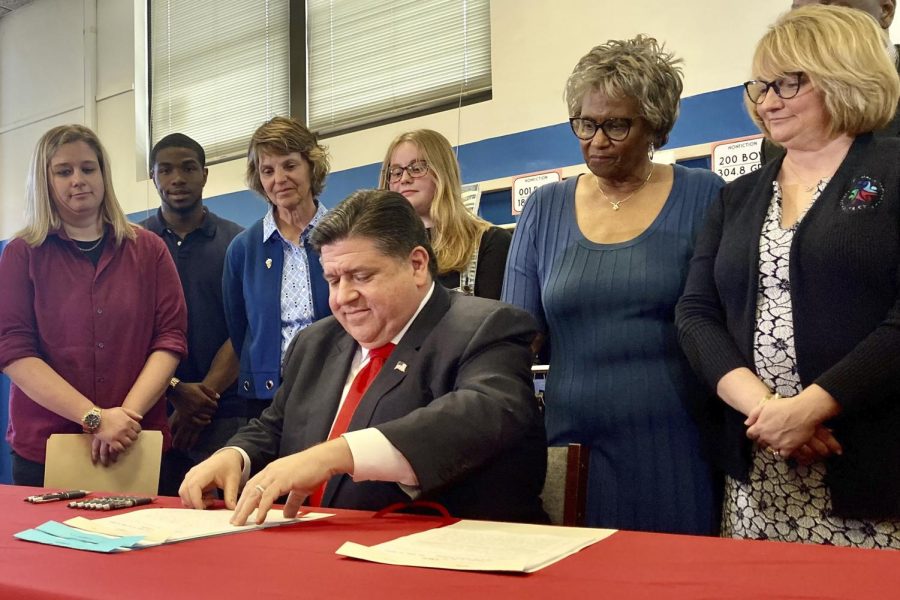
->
xmin=841 ymin=176 xmax=883 ymax=212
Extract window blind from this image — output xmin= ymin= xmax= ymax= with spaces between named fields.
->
xmin=307 ymin=0 xmax=491 ymax=134
xmin=150 ymin=0 xmax=289 ymax=163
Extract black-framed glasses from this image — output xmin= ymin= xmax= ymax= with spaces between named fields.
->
xmin=385 ymin=160 xmax=430 ymax=183
xmin=569 ymin=117 xmax=633 ymax=142
xmin=743 ymin=72 xmax=804 ymax=104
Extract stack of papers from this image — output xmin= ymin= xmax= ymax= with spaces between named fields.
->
xmin=337 ymin=519 xmax=616 ymax=573
xmin=15 ymin=508 xmax=332 ymax=553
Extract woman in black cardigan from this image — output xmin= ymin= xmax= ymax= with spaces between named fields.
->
xmin=676 ymin=5 xmax=900 ymax=548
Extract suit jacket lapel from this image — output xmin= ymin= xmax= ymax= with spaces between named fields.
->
xmin=345 ymin=284 xmax=451 ymax=432
xmin=306 ymin=331 xmax=356 ymax=444
xmin=322 ymin=284 xmax=452 ymax=506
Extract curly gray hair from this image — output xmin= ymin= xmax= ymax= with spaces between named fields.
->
xmin=565 ymin=35 xmax=684 ymax=148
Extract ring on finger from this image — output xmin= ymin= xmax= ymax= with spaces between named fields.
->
xmin=254 ymin=484 xmax=266 ymax=494
xmin=770 ymin=448 xmax=781 ymax=458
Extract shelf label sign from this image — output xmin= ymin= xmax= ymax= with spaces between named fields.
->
xmin=711 ymin=135 xmax=764 ymax=182
xmin=511 ymin=169 xmax=562 ymax=215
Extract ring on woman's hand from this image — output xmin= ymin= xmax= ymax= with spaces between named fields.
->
xmin=770 ymin=448 xmax=781 ymax=458
xmin=254 ymin=484 xmax=266 ymax=494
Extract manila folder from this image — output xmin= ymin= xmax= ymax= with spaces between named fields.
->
xmin=44 ymin=431 xmax=162 ymax=496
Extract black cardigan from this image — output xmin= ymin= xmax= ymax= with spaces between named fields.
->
xmin=675 ymin=134 xmax=900 ymax=519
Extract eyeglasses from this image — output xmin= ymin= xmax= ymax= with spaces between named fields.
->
xmin=569 ymin=117 xmax=633 ymax=142
xmin=385 ymin=160 xmax=430 ymax=183
xmin=743 ymin=72 xmax=804 ymax=104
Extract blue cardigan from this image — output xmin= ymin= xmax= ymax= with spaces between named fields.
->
xmin=223 ymin=217 xmax=331 ymax=400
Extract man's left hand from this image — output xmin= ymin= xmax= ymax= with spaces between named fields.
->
xmin=170 ymin=410 xmax=204 ymax=451
xmin=230 ymin=438 xmax=354 ymax=526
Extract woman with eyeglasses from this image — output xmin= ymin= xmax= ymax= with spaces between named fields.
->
xmin=676 ymin=6 xmax=900 ymax=547
xmin=379 ymin=129 xmax=510 ymax=299
xmin=502 ymin=36 xmax=725 ymax=534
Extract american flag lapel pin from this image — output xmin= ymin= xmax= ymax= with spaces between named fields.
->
xmin=265 ymin=258 xmax=273 ymax=269
xmin=394 ymin=361 xmax=407 ymax=373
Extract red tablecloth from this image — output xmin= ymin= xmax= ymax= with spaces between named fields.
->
xmin=2 ymin=484 xmax=900 ymax=599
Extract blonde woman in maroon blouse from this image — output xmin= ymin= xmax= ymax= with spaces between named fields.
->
xmin=0 ymin=125 xmax=187 ymax=486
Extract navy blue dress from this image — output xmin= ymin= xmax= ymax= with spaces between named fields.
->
xmin=503 ymin=165 xmax=723 ymax=534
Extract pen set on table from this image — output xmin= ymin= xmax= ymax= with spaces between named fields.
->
xmin=24 ymin=490 xmax=89 ymax=504
xmin=69 ymin=496 xmax=155 ymax=510
xmin=24 ymin=491 xmax=154 ymax=510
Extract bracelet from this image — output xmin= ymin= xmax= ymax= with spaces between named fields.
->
xmin=759 ymin=391 xmax=781 ymax=406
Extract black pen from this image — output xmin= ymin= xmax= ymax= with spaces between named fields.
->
xmin=25 ymin=490 xmax=89 ymax=503
xmin=121 ymin=497 xmax=154 ymax=509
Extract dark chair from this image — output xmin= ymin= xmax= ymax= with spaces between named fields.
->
xmin=541 ymin=443 xmax=589 ymax=526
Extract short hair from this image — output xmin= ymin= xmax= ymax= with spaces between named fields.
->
xmin=150 ymin=133 xmax=206 ymax=168
xmin=245 ymin=116 xmax=330 ymax=200
xmin=564 ymin=35 xmax=684 ymax=148
xmin=791 ymin=0 xmax=896 ymax=29
xmin=377 ymin=129 xmax=489 ymax=273
xmin=748 ymin=5 xmax=900 ymax=138
xmin=310 ymin=189 xmax=437 ymax=277
xmin=16 ymin=124 xmax=135 ymax=247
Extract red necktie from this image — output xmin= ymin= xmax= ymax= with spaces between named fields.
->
xmin=306 ymin=342 xmax=396 ymax=506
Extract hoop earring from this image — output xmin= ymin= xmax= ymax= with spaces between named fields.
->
xmin=648 ymin=143 xmax=655 ymax=160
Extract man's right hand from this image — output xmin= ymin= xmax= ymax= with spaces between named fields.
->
xmin=94 ymin=406 xmax=142 ymax=453
xmin=179 ymin=448 xmax=242 ymax=510
xmin=169 ymin=382 xmax=219 ymax=425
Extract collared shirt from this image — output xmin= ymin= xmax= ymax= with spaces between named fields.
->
xmin=338 ymin=283 xmax=435 ymax=490
xmin=0 ymin=227 xmax=188 ymax=462
xmin=262 ymin=203 xmax=328 ymax=360
xmin=233 ymin=283 xmax=436 ymax=493
xmin=141 ymin=209 xmax=244 ymax=408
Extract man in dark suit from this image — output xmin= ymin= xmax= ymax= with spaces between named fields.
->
xmin=762 ymin=0 xmax=900 ymax=164
xmin=180 ymin=190 xmax=547 ymax=524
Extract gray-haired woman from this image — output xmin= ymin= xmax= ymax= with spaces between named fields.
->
xmin=503 ymin=35 xmax=725 ymax=534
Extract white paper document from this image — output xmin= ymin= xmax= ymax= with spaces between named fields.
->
xmin=336 ymin=520 xmax=616 ymax=573
xmin=65 ymin=508 xmax=333 ymax=546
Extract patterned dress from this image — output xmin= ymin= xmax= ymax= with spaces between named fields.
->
xmin=722 ymin=180 xmax=900 ymax=548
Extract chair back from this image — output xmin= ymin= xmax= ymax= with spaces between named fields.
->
xmin=541 ymin=443 xmax=589 ymax=526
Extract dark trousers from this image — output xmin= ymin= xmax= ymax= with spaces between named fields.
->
xmin=11 ymin=451 xmax=45 ymax=487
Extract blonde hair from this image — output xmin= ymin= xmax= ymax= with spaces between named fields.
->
xmin=246 ymin=116 xmax=330 ymax=201
xmin=747 ymin=5 xmax=899 ymax=138
xmin=378 ymin=129 xmax=489 ymax=274
xmin=565 ymin=35 xmax=684 ymax=148
xmin=17 ymin=124 xmax=135 ymax=247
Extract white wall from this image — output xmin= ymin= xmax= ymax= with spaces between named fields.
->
xmin=2 ymin=0 xmax=896 ymax=238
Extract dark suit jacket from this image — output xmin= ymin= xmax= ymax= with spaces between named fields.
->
xmin=227 ymin=284 xmax=548 ymax=522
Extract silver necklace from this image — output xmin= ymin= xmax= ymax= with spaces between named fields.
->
xmin=596 ymin=164 xmax=654 ymax=211
xmin=75 ymin=237 xmax=104 ymax=252
xmin=782 ymin=160 xmax=826 ymax=194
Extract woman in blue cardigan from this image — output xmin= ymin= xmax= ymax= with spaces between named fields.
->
xmin=224 ymin=117 xmax=332 ymax=411
xmin=676 ymin=6 xmax=900 ymax=547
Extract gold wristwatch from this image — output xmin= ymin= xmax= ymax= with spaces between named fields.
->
xmin=81 ymin=406 xmax=102 ymax=434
